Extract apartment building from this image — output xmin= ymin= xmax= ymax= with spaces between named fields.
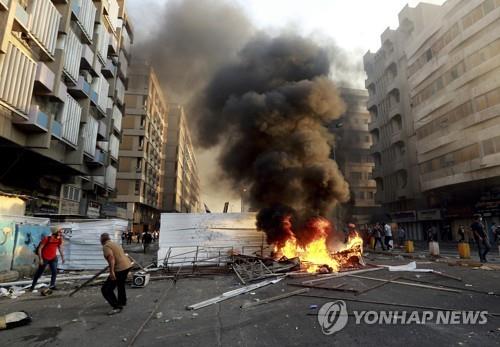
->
xmin=114 ymin=63 xmax=167 ymax=232
xmin=363 ymin=3 xmax=442 ymax=239
xmin=0 ymin=0 xmax=132 ymax=218
xmin=365 ymin=0 xmax=500 ymax=240
xmin=407 ymin=0 xmax=500 ymax=237
xmin=163 ymin=105 xmax=201 ymax=213
xmin=332 ymin=88 xmax=380 ymax=226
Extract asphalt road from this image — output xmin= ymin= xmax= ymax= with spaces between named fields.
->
xmin=1 ymin=248 xmax=500 ymax=346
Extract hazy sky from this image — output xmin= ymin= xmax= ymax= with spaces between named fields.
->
xmin=126 ymin=0 xmax=445 ymax=212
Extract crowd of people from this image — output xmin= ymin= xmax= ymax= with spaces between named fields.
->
xmin=354 ymin=214 xmax=498 ymax=263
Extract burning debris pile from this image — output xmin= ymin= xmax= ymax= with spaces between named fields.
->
xmin=257 ymin=205 xmax=363 ymax=273
xmin=193 ymin=34 xmax=359 ymax=272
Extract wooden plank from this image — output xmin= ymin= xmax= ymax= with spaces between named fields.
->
xmin=347 ymin=274 xmax=462 ymax=293
xmin=241 ymin=288 xmax=309 ymax=309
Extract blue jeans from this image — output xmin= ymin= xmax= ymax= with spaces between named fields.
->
xmin=31 ymin=258 xmax=58 ymax=288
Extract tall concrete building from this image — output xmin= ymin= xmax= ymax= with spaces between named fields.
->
xmin=114 ymin=63 xmax=167 ymax=232
xmin=0 ymin=0 xmax=132 ymax=218
xmin=163 ymin=105 xmax=201 ymax=213
xmin=365 ymin=0 xmax=500 ymax=240
xmin=332 ymin=88 xmax=380 ymax=226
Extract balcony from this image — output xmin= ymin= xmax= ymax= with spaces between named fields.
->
xmin=90 ymin=89 xmax=98 ymax=106
xmin=97 ymin=119 xmax=107 ymax=140
xmin=80 ymin=44 xmax=95 ymax=72
xmin=13 ymin=105 xmax=49 ymax=132
xmin=102 ymin=59 xmax=117 ymax=78
xmin=68 ymin=76 xmax=91 ymax=99
xmin=34 ymin=62 xmax=55 ymax=93
xmin=112 ymin=106 xmax=122 ymax=132
xmin=108 ymin=35 xmax=118 ymax=56
xmin=86 ymin=149 xmax=106 ymax=166
xmin=51 ymin=120 xmax=62 ymax=139
xmin=390 ymin=130 xmax=402 ymax=144
xmin=0 ymin=0 xmax=8 ymax=11
xmin=13 ymin=3 xmax=30 ymax=33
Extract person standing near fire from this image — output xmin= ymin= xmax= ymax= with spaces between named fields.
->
xmin=384 ymin=222 xmax=393 ymax=250
xmin=372 ymin=223 xmax=385 ymax=251
xmin=470 ymin=215 xmax=490 ymax=263
xmin=30 ymin=226 xmax=65 ymax=291
xmin=100 ymin=233 xmax=132 ymax=315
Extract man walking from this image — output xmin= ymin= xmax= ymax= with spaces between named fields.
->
xmin=384 ymin=222 xmax=393 ymax=250
xmin=143 ymin=231 xmax=153 ymax=254
xmin=100 ymin=233 xmax=132 ymax=315
xmin=372 ymin=223 xmax=385 ymax=251
xmin=470 ymin=215 xmax=490 ymax=263
xmin=30 ymin=226 xmax=65 ymax=291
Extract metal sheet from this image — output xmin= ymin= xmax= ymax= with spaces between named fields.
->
xmin=59 ymin=219 xmax=127 ymax=270
xmin=158 ymin=213 xmax=270 ymax=266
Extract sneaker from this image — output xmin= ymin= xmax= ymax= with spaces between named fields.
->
xmin=107 ymin=308 xmax=122 ymax=316
xmin=49 ymin=286 xmax=59 ymax=291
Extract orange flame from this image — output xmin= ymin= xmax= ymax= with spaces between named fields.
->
xmin=274 ymin=217 xmax=363 ymax=273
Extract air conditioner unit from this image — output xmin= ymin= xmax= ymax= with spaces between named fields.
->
xmin=132 ymin=271 xmax=150 ymax=288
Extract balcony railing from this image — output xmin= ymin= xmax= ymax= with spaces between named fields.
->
xmin=34 ymin=62 xmax=55 ymax=93
xmin=108 ymin=35 xmax=118 ymax=56
xmin=14 ymin=105 xmax=49 ymax=132
xmin=0 ymin=0 xmax=8 ymax=11
xmin=82 ymin=116 xmax=99 ymax=157
xmin=63 ymin=29 xmax=82 ymax=84
xmin=81 ymin=44 xmax=95 ymax=70
xmin=102 ymin=59 xmax=117 ymax=78
xmin=112 ymin=106 xmax=122 ymax=132
xmin=28 ymin=0 xmax=61 ymax=57
xmin=0 ymin=42 xmax=37 ymax=115
xmin=13 ymin=3 xmax=30 ymax=33
xmin=60 ymin=93 xmax=82 ymax=146
xmin=52 ymin=119 xmax=62 ymax=138
xmin=97 ymin=119 xmax=107 ymax=140
xmin=68 ymin=76 xmax=91 ymax=99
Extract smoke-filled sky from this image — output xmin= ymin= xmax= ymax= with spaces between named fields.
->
xmin=127 ymin=0 xmax=445 ymax=212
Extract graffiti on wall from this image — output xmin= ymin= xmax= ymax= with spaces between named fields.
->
xmin=12 ymin=224 xmax=50 ymax=273
xmin=0 ymin=221 xmax=15 ymax=272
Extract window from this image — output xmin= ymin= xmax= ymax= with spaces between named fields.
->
xmin=62 ymin=185 xmax=81 ymax=202
xmin=134 ymin=181 xmax=140 ymax=195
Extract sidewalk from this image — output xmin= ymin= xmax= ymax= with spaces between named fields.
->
xmin=366 ymin=241 xmax=500 ymax=265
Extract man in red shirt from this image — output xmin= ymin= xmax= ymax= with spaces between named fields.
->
xmin=30 ymin=226 xmax=65 ymax=291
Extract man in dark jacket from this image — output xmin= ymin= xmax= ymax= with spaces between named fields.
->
xmin=471 ymin=215 xmax=490 ymax=263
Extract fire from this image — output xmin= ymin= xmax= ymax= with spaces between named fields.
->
xmin=273 ymin=216 xmax=363 ymax=273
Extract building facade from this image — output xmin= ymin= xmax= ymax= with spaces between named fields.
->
xmin=332 ymin=88 xmax=380 ymax=226
xmin=114 ymin=63 xmax=167 ymax=232
xmin=365 ymin=0 xmax=500 ymax=240
xmin=0 ymin=0 xmax=132 ymax=218
xmin=163 ymin=105 xmax=201 ymax=213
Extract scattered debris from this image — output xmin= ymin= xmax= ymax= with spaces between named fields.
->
xmin=155 ymin=312 xmax=163 ymax=319
xmin=187 ymin=277 xmax=284 ymax=310
xmin=0 ymin=311 xmax=31 ymax=330
xmin=69 ymin=266 xmax=109 ymax=297
xmin=347 ymin=274 xmax=462 ymax=293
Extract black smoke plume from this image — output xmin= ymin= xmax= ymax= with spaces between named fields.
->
xmin=131 ymin=0 xmax=254 ymax=104
xmin=193 ymin=34 xmax=350 ymax=245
